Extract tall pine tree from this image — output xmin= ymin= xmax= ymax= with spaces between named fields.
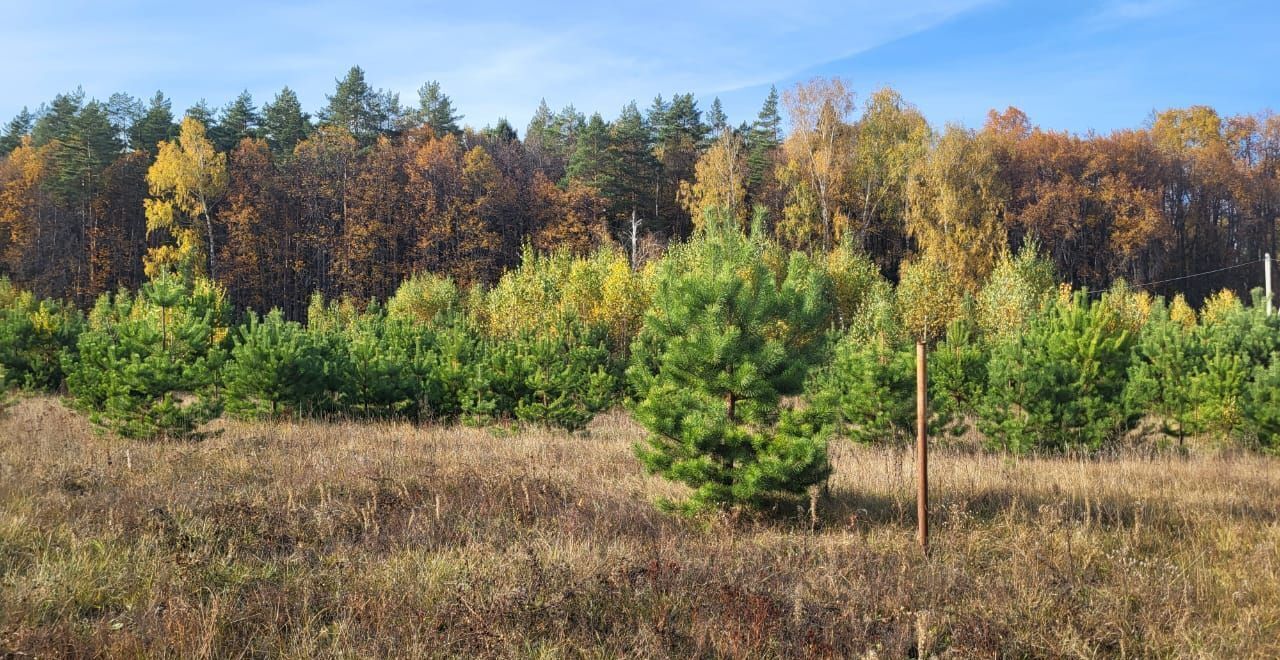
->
xmin=0 ymin=108 xmax=35 ymax=154
xmin=319 ymin=66 xmax=400 ymax=147
xmin=261 ymin=86 xmax=312 ymax=157
xmin=629 ymin=212 xmax=833 ymax=512
xmin=416 ymin=81 xmax=463 ymax=136
xmin=212 ymin=90 xmax=260 ymax=152
xmin=746 ymin=86 xmax=782 ymax=203
xmin=129 ymin=91 xmax=176 ymax=153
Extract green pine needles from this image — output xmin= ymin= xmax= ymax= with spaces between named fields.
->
xmin=65 ymin=271 xmax=229 ymax=439
xmin=0 ymin=277 xmax=83 ymax=392
xmin=223 ymin=309 xmax=339 ymax=419
xmin=2 ymin=229 xmax=1277 ymax=463
xmin=628 ymin=212 xmax=833 ymax=513
xmin=980 ymin=290 xmax=1138 ymax=452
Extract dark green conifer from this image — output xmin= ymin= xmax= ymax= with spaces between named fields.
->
xmin=628 ymin=210 xmax=832 ymax=512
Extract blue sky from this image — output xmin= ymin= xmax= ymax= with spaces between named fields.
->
xmin=1 ymin=0 xmax=1276 ymax=135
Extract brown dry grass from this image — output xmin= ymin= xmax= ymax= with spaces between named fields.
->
xmin=1 ymin=395 xmax=1278 ymax=658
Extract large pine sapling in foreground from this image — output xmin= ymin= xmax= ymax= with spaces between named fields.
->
xmin=629 ymin=212 xmax=832 ymax=513
xmin=65 ymin=271 xmax=229 ymax=439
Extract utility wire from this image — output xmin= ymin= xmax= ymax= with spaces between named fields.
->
xmin=1086 ymin=259 xmax=1265 ymax=296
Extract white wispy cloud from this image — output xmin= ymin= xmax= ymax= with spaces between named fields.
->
xmin=0 ymin=0 xmax=996 ymax=127
xmin=1084 ymin=0 xmax=1188 ymax=31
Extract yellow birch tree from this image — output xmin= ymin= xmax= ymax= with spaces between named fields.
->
xmin=144 ymin=116 xmax=227 ymax=278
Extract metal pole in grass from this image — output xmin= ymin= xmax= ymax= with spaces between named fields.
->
xmin=916 ymin=339 xmax=928 ymax=550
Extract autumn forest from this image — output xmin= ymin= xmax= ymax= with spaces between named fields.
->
xmin=1 ymin=67 xmax=1276 ymax=315
xmin=5 ymin=51 xmax=1280 ymax=655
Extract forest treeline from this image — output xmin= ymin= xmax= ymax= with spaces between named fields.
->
xmin=0 ymin=68 xmax=1277 ymax=315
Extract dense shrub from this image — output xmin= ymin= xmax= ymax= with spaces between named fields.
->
xmin=510 ymin=325 xmax=619 ymax=431
xmin=386 ymin=272 xmax=459 ymax=325
xmin=473 ymin=246 xmax=652 ymax=354
xmin=334 ymin=310 xmax=432 ymax=419
xmin=0 ymin=278 xmax=84 ymax=391
xmin=810 ymin=315 xmax=984 ymax=445
xmin=305 ymin=296 xmax=457 ymax=422
xmin=976 ymin=243 xmax=1057 ymax=341
xmin=822 ymin=241 xmax=886 ymax=331
xmin=65 ymin=272 xmax=229 ymax=439
xmin=298 ymin=292 xmax=620 ymax=430
xmin=629 ymin=216 xmax=832 ymax=512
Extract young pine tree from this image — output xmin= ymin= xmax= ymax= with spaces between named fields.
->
xmin=628 ymin=211 xmax=832 ymax=513
xmin=1244 ymin=356 xmax=1280 ymax=454
xmin=980 ymin=291 xmax=1138 ymax=453
xmin=1188 ymin=290 xmax=1280 ymax=441
xmin=513 ymin=322 xmax=620 ymax=432
xmin=0 ymin=278 xmax=84 ymax=392
xmin=810 ymin=336 xmax=915 ymax=444
xmin=223 ymin=309 xmax=337 ymax=419
xmin=927 ymin=316 xmax=988 ymax=435
xmin=1125 ymin=300 xmax=1200 ymax=444
xmin=65 ymin=271 xmax=228 ymax=439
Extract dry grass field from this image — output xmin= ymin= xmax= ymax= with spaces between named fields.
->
xmin=1 ymin=395 xmax=1278 ymax=658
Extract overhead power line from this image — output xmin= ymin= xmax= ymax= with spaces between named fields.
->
xmin=1086 ymin=259 xmax=1266 ymax=296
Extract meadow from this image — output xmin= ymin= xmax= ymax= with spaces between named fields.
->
xmin=2 ymin=395 xmax=1277 ymax=658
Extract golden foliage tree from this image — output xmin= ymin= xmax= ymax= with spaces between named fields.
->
xmin=475 ymin=246 xmax=651 ymax=353
xmin=337 ymin=135 xmax=405 ymax=300
xmin=680 ymin=128 xmax=748 ymax=228
xmin=906 ymin=125 xmax=1008 ymax=291
xmin=897 ymin=254 xmax=964 ymax=344
xmin=530 ymin=173 xmax=604 ymax=255
xmin=290 ymin=125 xmax=358 ymax=304
xmin=219 ymin=138 xmax=279 ymax=311
xmin=405 ymin=134 xmax=501 ymax=287
xmin=144 ymin=117 xmax=228 ymax=279
xmin=777 ymin=77 xmax=856 ymax=251
xmin=0 ymin=139 xmax=48 ymax=282
xmin=851 ymin=88 xmax=931 ymax=268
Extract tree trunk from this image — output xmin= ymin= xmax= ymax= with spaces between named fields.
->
xmin=204 ymin=210 xmax=217 ymax=281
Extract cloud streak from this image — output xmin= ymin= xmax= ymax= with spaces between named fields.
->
xmin=0 ymin=0 xmax=991 ymax=128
